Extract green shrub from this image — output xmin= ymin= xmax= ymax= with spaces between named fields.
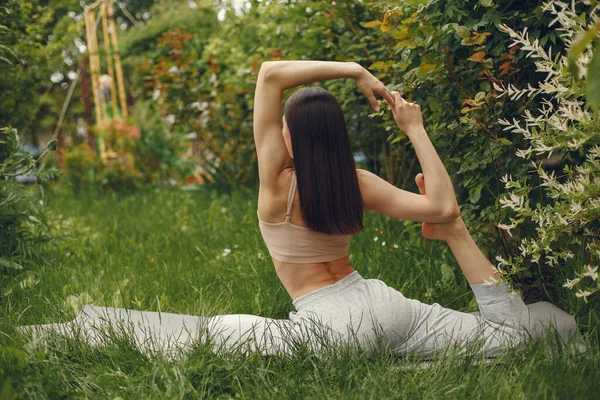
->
xmin=115 ymin=0 xmax=595 ymax=302
xmin=131 ymin=100 xmax=196 ymax=184
xmin=0 ymin=127 xmax=56 ymax=277
xmin=61 ymin=142 xmax=100 ymax=193
xmin=493 ymin=1 xmax=600 ymax=301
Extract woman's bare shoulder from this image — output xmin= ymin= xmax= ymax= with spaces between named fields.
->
xmin=356 ymin=168 xmax=381 ymax=211
xmin=356 ymin=168 xmax=384 ymax=189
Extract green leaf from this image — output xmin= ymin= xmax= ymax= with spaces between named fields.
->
xmin=586 ymin=43 xmax=600 ymax=113
xmin=469 ymin=183 xmax=483 ymax=204
xmin=0 ymin=44 xmax=17 ymax=58
xmin=390 ymin=135 xmax=403 ymax=144
xmin=420 ymin=63 xmax=436 ymax=71
xmin=392 ymin=28 xmax=410 ymax=40
xmin=454 ymin=25 xmax=470 ymax=40
xmin=362 ymin=20 xmax=382 ymax=28
xmin=380 ymin=22 xmax=393 ymax=33
xmin=0 ymin=258 xmax=23 ymax=270
xmin=369 ymin=61 xmax=388 ymax=70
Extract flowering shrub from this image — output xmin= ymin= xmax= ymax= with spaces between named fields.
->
xmin=100 ymin=119 xmax=141 ymax=151
xmin=129 ymin=100 xmax=199 ymax=185
xmin=493 ymin=1 xmax=600 ymax=301
xmin=362 ymin=0 xmax=563 ymax=249
xmin=135 ymin=27 xmax=261 ymax=187
xmin=97 ymin=120 xmax=143 ymax=193
xmin=117 ymin=0 xmax=594 ymax=303
xmin=61 ymin=119 xmax=143 ymax=193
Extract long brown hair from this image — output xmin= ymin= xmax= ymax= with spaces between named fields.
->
xmin=283 ymin=87 xmax=363 ymax=235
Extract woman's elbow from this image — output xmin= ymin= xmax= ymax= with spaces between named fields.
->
xmin=258 ymin=61 xmax=279 ymax=82
xmin=439 ymin=204 xmax=461 ymax=222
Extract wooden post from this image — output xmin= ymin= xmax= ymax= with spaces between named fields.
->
xmin=106 ymin=0 xmax=128 ymax=118
xmin=78 ymin=58 xmax=97 ymax=152
xmin=101 ymin=0 xmax=119 ymax=118
xmin=84 ymin=8 xmax=103 ymax=125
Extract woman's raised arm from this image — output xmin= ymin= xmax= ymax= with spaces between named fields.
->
xmin=360 ymin=93 xmax=460 ymax=223
xmin=253 ymin=61 xmax=394 ymax=186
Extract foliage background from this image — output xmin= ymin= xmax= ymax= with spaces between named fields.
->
xmin=1 ymin=0 xmax=599 ymax=336
xmin=1 ymin=0 xmax=600 ymax=397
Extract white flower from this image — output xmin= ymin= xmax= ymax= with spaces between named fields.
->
xmin=373 ymin=237 xmax=379 ymax=242
xmin=563 ymin=277 xmax=581 ymax=289
xmin=381 ymin=241 xmax=386 ymax=247
xmin=575 ymin=289 xmax=593 ymax=299
xmin=392 ymin=244 xmax=399 ymax=249
xmin=583 ymin=265 xmax=598 ymax=281
xmin=497 ymin=223 xmax=514 ymax=237
xmin=222 ymin=248 xmax=231 ymax=257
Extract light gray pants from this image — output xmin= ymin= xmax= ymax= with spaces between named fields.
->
xmin=22 ymin=272 xmax=583 ymax=358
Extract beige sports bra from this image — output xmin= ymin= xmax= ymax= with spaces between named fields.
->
xmin=257 ymin=172 xmax=351 ymax=263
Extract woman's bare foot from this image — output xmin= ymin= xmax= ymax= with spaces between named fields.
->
xmin=415 ymin=173 xmax=467 ymax=242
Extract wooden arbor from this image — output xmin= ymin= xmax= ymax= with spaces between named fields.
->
xmin=83 ymin=0 xmax=128 ymax=125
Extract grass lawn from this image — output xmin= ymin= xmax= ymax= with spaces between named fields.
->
xmin=1 ymin=186 xmax=599 ymax=399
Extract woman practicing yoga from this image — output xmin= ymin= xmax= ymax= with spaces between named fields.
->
xmin=26 ymin=60 xmax=582 ymax=358
xmin=251 ymin=60 xmax=529 ymax=357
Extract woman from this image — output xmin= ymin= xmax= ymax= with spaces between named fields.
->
xmin=25 ymin=61 xmax=581 ymax=359
xmin=245 ymin=60 xmax=581 ymax=358
xmin=249 ymin=59 xmax=528 ymax=358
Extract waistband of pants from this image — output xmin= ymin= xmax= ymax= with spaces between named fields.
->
xmin=292 ymin=271 xmax=364 ymax=311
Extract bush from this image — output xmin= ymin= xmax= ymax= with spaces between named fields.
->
xmin=61 ymin=121 xmax=144 ymax=194
xmin=131 ymin=100 xmax=197 ymax=184
xmin=0 ymin=127 xmax=56 ymax=277
xmin=493 ymin=1 xmax=600 ymax=301
xmin=113 ymin=0 xmax=595 ymax=304
xmin=61 ymin=112 xmax=200 ymax=193
xmin=61 ymin=142 xmax=100 ymax=193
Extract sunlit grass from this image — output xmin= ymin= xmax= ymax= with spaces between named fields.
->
xmin=1 ymin=186 xmax=598 ymax=399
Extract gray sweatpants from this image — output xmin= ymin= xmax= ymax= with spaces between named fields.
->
xmin=209 ymin=271 xmax=530 ymax=358
xmin=22 ymin=272 xmax=582 ymax=358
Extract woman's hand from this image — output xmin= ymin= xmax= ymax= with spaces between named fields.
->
xmin=355 ymin=67 xmax=395 ymax=111
xmin=389 ymin=92 xmax=425 ymax=135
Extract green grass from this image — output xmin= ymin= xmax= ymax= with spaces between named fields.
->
xmin=1 ymin=186 xmax=599 ymax=399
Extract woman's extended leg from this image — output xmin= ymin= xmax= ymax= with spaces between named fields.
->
xmin=21 ymin=306 xmax=302 ymax=358
xmin=386 ymin=175 xmax=582 ymax=358
xmin=381 ymin=175 xmax=530 ymax=358
xmin=425 ymin=213 xmax=584 ymax=353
